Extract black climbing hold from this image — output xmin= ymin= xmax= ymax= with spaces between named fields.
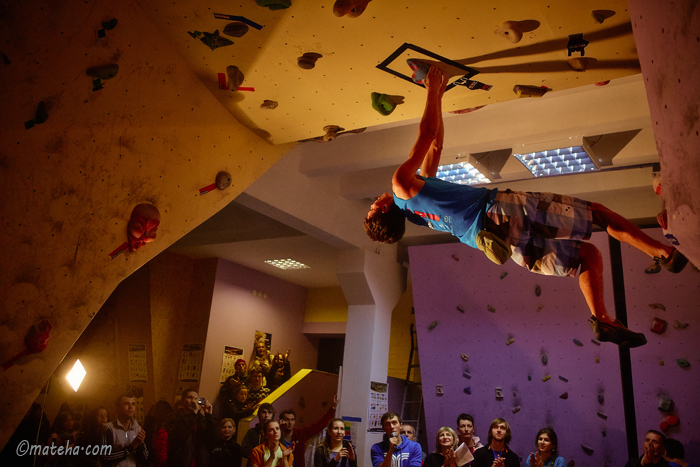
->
xmin=224 ymin=22 xmax=249 ymax=37
xmin=87 ymin=64 xmax=119 ymax=80
xmin=598 ymin=391 xmax=604 ymax=404
xmin=34 ymin=101 xmax=48 ymax=124
xmin=102 ymin=18 xmax=118 ymax=30
xmin=201 ymin=30 xmax=234 ymax=50
xmin=535 ymin=285 xmax=542 ymax=296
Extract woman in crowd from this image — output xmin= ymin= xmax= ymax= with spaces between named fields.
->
xmin=248 ymin=420 xmax=294 ymax=467
xmin=143 ymin=400 xmax=173 ymax=460
xmin=47 ymin=411 xmax=76 ymax=466
xmin=251 ymin=338 xmax=273 ymax=377
xmin=526 ymin=427 xmax=566 ymax=467
xmin=314 ymin=418 xmax=357 ymax=467
xmin=211 ymin=418 xmax=242 ymax=467
xmin=424 ymin=427 xmax=459 ymax=467
xmin=266 ymin=350 xmax=292 ymax=392
xmin=75 ymin=406 xmax=109 ymax=467
xmin=456 ymin=414 xmax=483 ymax=455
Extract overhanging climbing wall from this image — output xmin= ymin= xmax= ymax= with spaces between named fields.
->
xmin=0 ymin=0 xmax=293 ymax=449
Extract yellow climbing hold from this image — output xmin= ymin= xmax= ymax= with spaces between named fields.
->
xmin=542 ymin=375 xmax=551 ymax=382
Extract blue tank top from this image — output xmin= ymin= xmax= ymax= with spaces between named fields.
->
xmin=392 ymin=176 xmax=497 ymax=248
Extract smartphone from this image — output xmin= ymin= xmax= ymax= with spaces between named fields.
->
xmin=198 ymin=397 xmax=206 ymax=405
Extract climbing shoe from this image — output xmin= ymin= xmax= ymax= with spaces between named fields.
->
xmin=589 ymin=317 xmax=647 ymax=348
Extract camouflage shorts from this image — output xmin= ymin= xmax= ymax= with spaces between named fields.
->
xmin=484 ymin=190 xmax=593 ymax=277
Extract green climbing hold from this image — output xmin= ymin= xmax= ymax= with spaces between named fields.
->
xmin=256 ymin=0 xmax=291 ymax=10
xmin=371 ymin=92 xmax=397 ymax=116
xmin=428 ymin=320 xmax=438 ymax=330
xmin=677 ymin=358 xmax=690 ymax=368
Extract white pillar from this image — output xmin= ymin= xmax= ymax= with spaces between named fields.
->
xmin=337 ymin=248 xmax=405 ymax=467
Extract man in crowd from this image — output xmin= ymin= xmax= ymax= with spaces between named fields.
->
xmin=279 ymin=395 xmax=338 ymax=467
xmin=664 ymin=438 xmax=696 ymax=467
xmin=625 ymin=430 xmax=670 ymax=467
xmin=242 ymin=403 xmax=276 ymax=458
xmin=371 ymin=412 xmax=423 ymax=467
xmin=399 ymin=424 xmax=426 ymax=461
xmin=101 ymin=393 xmax=149 ymax=467
xmin=472 ymin=418 xmax=518 ymax=467
xmin=159 ymin=388 xmax=217 ymax=467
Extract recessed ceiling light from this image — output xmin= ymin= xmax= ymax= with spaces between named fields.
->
xmin=513 ymin=146 xmax=599 ymax=178
xmin=264 ymin=259 xmax=310 ymax=270
xmin=435 ymin=161 xmax=490 ymax=185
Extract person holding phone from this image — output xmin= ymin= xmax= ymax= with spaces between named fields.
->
xmin=314 ymin=418 xmax=357 ymax=467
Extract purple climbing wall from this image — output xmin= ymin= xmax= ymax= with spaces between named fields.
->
xmin=621 ymin=229 xmax=700 ymax=460
xmin=409 ymin=230 xmax=699 ymax=466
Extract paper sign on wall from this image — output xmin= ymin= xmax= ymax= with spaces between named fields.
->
xmin=178 ymin=343 xmax=203 ymax=382
xmin=368 ymin=381 xmax=389 ymax=431
xmin=128 ymin=344 xmax=148 ymax=383
xmin=220 ymin=346 xmax=244 ymax=383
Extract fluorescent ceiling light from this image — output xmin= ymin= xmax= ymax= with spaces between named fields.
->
xmin=66 ymin=359 xmax=86 ymax=392
xmin=435 ymin=161 xmax=490 ymax=185
xmin=264 ymin=259 xmax=310 ymax=270
xmin=513 ymin=146 xmax=599 ymax=178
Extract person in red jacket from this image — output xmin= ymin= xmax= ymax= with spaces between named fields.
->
xmin=279 ymin=395 xmax=338 ymax=467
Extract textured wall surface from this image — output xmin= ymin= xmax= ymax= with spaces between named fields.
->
xmin=629 ymin=0 xmax=700 ymax=265
xmin=408 ymin=231 xmax=696 ymax=466
xmin=0 ymin=0 xmax=293 ymax=449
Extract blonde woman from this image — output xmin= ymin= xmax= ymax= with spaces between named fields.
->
xmin=424 ymin=427 xmax=459 ymax=467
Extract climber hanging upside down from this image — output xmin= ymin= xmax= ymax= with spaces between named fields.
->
xmin=363 ymin=65 xmax=688 ymax=348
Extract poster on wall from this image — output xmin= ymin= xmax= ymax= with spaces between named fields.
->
xmin=128 ymin=344 xmax=148 ymax=383
xmin=368 ymin=381 xmax=389 ymax=431
xmin=254 ymin=330 xmax=272 ymax=352
xmin=342 ymin=416 xmax=362 ymax=443
xmin=178 ymin=343 xmax=203 ymax=382
xmin=220 ymin=346 xmax=244 ymax=383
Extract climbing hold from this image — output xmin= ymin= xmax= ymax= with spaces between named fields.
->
xmin=487 ymin=305 xmax=496 ymax=313
xmin=536 ymin=304 xmax=544 ymax=312
xmin=333 ymin=0 xmax=372 ymax=18
xmin=457 ymin=305 xmax=465 ymax=313
xmin=595 ymin=357 xmax=600 ymax=363
xmin=573 ymin=339 xmax=584 ymax=347
xmin=597 ymin=411 xmax=608 ymax=420
xmin=677 ymin=358 xmax=690 ymax=368
xmin=542 ymin=375 xmax=551 ymax=382
xmin=102 ymin=18 xmax=118 ymax=30
xmin=34 ymin=101 xmax=48 ymax=124
xmin=658 ymin=396 xmax=674 ymax=412
xmin=567 ymin=33 xmax=589 ymax=56
xmin=650 ymin=317 xmax=668 ymax=334
xmin=256 ymin=0 xmax=291 ymax=10
xmin=86 ymin=64 xmax=119 ymax=80
xmin=506 ymin=337 xmax=514 ymax=345
xmin=595 ymin=80 xmax=611 ymax=86
xmin=527 ymin=375 xmax=532 ymax=381
xmin=226 ymin=66 xmax=245 ymax=92
xmin=660 ymin=414 xmax=680 ymax=432
xmin=407 ymin=59 xmax=430 ymax=84
xmin=298 ymin=52 xmax=323 ymax=70
xmin=260 ymin=100 xmax=278 ymax=110
xmin=463 ymin=370 xmax=471 ymax=379
xmin=567 ymin=461 xmax=575 ymax=467
xmin=127 ymin=204 xmax=161 ymax=252
xmin=659 ymin=360 xmax=664 ymax=366
xmin=535 ymin=285 xmax=542 ymax=297
xmin=464 ymin=387 xmax=471 ymax=395
xmin=673 ymin=320 xmax=689 ymax=330
xmin=512 ymin=391 xmax=517 ymax=397
xmin=452 ymin=254 xmax=459 ymax=261
xmin=495 ymin=387 xmax=503 ymax=399
xmin=581 ymin=444 xmax=594 ymax=455
xmin=559 ymin=392 xmax=568 ymax=399
xmin=649 ymin=303 xmax=666 ymax=311
xmin=602 ymin=430 xmax=607 ymax=437
xmin=567 ymin=57 xmax=591 ymax=72
xmin=541 ymin=352 xmax=547 ymax=365
xmin=512 ymin=406 xmax=521 ymax=414
xmin=215 ymin=171 xmax=232 ymax=190
xmin=591 ymin=339 xmax=601 ymax=346
xmin=645 ymin=262 xmax=662 ymax=274
xmin=598 ymin=392 xmax=604 ymax=404
xmin=500 ymin=271 xmax=508 ymax=279
xmin=200 ymin=30 xmax=233 ymax=50
xmin=494 ymin=21 xmax=523 ymax=43
xmin=322 ymin=125 xmax=345 ymax=142
xmin=428 ymin=321 xmax=438 ymax=330
xmin=450 ymin=106 xmax=486 ymax=115
xmin=461 ymin=353 xmax=469 ymax=362
xmin=371 ymin=92 xmax=398 ymax=116
xmin=591 ymin=10 xmax=616 ymax=24
xmin=513 ymin=85 xmax=549 ymax=98
xmin=223 ymin=22 xmax=249 ymax=37
xmin=436 ymin=384 xmax=443 ymax=395
xmin=559 ymin=375 xmax=568 ymax=382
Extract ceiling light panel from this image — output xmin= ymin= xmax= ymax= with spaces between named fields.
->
xmin=435 ymin=161 xmax=490 ymax=185
xmin=264 ymin=259 xmax=310 ymax=270
xmin=513 ymin=146 xmax=599 ymax=178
